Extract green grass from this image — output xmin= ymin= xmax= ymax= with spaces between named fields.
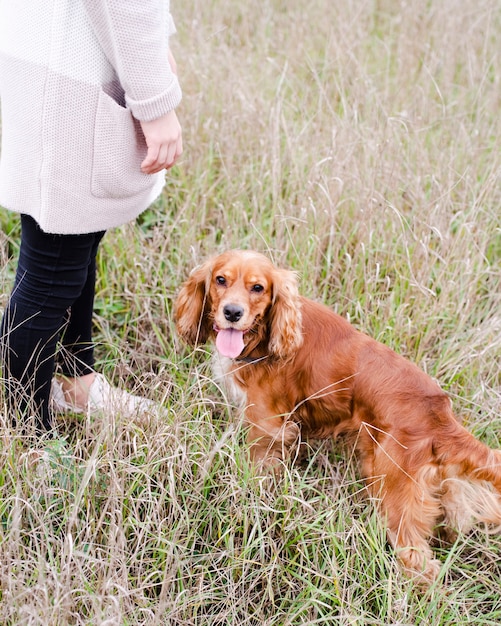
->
xmin=1 ymin=0 xmax=500 ymax=623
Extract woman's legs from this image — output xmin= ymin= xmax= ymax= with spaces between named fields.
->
xmin=0 ymin=215 xmax=105 ymax=432
xmin=56 ymin=227 xmax=104 ymax=407
xmin=58 ymin=229 xmax=103 ymax=377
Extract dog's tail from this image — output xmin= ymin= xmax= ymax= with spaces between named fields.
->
xmin=438 ymin=421 xmax=501 ymax=533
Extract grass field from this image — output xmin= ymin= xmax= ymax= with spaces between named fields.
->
xmin=1 ymin=0 xmax=500 ymax=623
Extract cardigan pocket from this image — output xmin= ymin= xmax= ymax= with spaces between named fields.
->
xmin=91 ymin=89 xmax=154 ymax=199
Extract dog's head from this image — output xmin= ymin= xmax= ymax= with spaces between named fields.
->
xmin=174 ymin=250 xmax=303 ymax=359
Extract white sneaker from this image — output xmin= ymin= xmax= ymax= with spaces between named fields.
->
xmin=51 ymin=373 xmax=157 ymax=417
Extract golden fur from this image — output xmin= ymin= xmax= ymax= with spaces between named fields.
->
xmin=174 ymin=249 xmax=501 ymax=583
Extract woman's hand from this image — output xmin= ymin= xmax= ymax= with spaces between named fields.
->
xmin=140 ymin=48 xmax=182 ymax=174
xmin=140 ymin=109 xmax=182 ymax=174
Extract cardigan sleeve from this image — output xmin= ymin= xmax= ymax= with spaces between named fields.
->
xmin=81 ymin=0 xmax=182 ymax=122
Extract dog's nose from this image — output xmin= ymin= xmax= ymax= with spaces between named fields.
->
xmin=223 ymin=303 xmax=244 ymax=323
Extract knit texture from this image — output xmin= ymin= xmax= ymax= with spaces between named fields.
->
xmin=0 ymin=0 xmax=182 ymax=234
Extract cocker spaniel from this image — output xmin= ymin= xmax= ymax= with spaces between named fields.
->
xmin=174 ymin=249 xmax=501 ymax=583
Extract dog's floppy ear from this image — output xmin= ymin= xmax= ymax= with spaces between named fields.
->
xmin=174 ymin=260 xmax=213 ymax=346
xmin=268 ymin=267 xmax=303 ymax=359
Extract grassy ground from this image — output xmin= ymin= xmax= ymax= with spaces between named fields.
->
xmin=1 ymin=0 xmax=500 ymax=623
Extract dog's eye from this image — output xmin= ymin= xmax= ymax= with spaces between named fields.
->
xmin=251 ymin=284 xmax=264 ymax=293
xmin=215 ymin=276 xmax=226 ymax=286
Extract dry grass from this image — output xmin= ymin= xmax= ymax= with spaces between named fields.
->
xmin=0 ymin=0 xmax=500 ymax=623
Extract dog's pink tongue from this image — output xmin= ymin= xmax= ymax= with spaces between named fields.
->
xmin=216 ymin=328 xmax=245 ymax=358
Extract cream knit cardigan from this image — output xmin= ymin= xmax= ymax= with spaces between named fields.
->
xmin=0 ymin=1 xmax=182 ymax=234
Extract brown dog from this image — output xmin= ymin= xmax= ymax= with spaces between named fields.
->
xmin=174 ymin=249 xmax=501 ymax=582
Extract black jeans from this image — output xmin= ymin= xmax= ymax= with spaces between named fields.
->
xmin=1 ymin=215 xmax=105 ymax=432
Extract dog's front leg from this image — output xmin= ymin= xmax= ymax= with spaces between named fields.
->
xmin=245 ymin=404 xmax=300 ymax=471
